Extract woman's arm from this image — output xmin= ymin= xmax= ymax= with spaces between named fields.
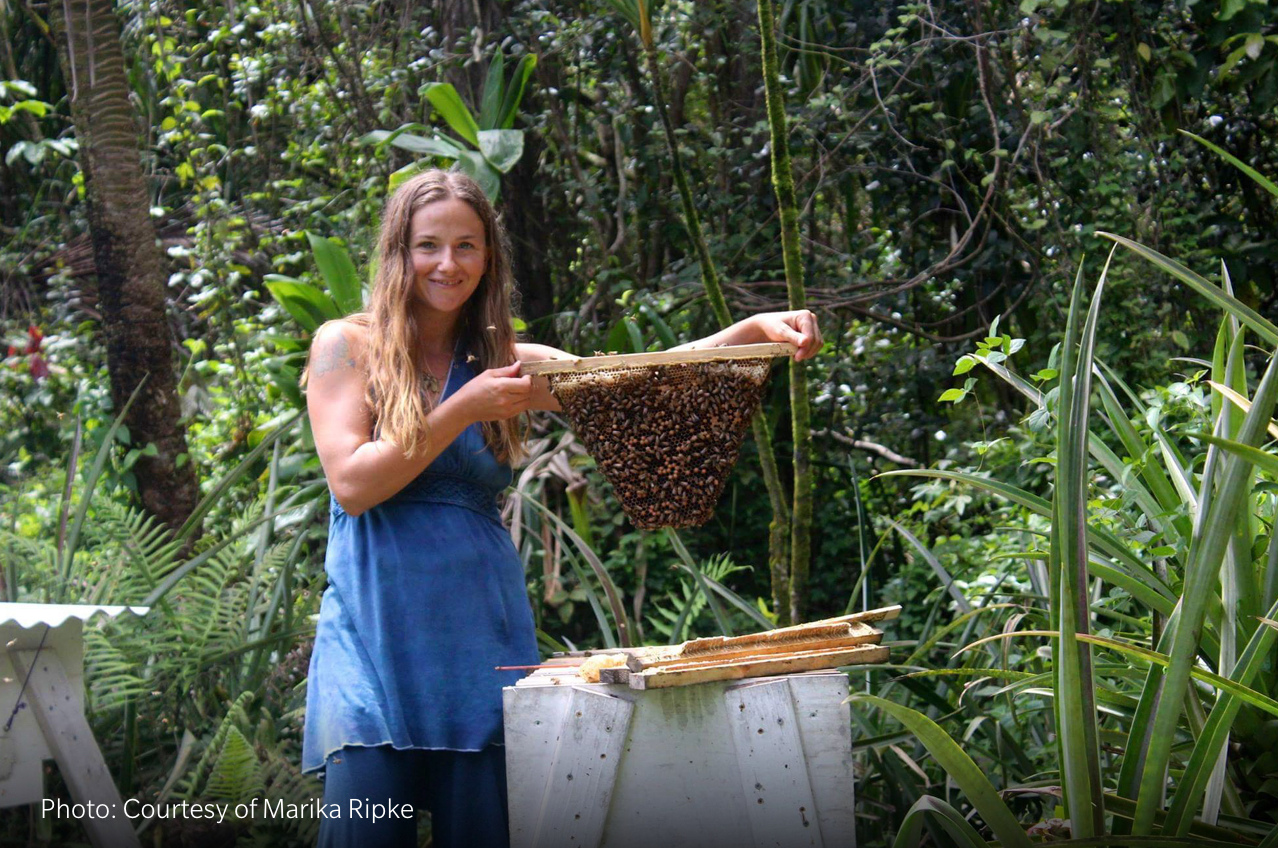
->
xmin=515 ymin=341 xmax=569 ymax=412
xmin=675 ymin=310 xmax=824 ymax=360
xmin=308 ymin=322 xmax=532 ymax=515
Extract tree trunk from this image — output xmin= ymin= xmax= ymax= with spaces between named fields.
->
xmin=49 ymin=0 xmax=198 ymax=531
xmin=756 ymin=0 xmax=814 ymax=624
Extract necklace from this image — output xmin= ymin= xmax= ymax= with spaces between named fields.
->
xmin=420 ymin=350 xmax=456 ymax=399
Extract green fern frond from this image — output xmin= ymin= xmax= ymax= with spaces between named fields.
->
xmin=83 ymin=628 xmax=150 ymax=710
xmin=0 ymin=528 xmax=58 ymax=599
xmin=256 ymin=743 xmax=324 ymax=842
xmin=646 ymin=554 xmax=749 ymax=641
xmin=204 ymin=725 xmax=263 ymax=804
xmin=182 ymin=690 xmax=255 ymax=800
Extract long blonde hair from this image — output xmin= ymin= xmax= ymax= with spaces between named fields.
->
xmin=349 ymin=169 xmax=524 ymax=464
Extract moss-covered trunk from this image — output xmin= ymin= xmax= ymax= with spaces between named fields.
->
xmin=755 ymin=0 xmax=813 ymax=623
xmin=640 ymin=35 xmax=792 ymax=623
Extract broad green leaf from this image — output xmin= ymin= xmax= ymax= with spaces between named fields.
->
xmin=853 ymin=695 xmax=1034 ymax=848
xmin=479 ymin=51 xmax=505 ymax=130
xmin=477 ymin=129 xmax=524 ymax=173
xmin=306 ymin=233 xmax=363 ymax=315
xmin=264 ymin=279 xmax=339 ymax=333
xmin=637 ymin=303 xmax=676 ymax=349
xmin=420 ymin=82 xmax=481 ymax=147
xmin=389 ymin=160 xmax=431 ymax=193
xmin=498 ymin=54 xmax=537 ymax=130
xmin=451 ymin=149 xmax=501 ymax=201
xmin=605 ymin=317 xmax=638 ymax=354
xmin=362 ymin=124 xmax=467 ymax=159
xmin=623 ymin=318 xmax=644 ymax=353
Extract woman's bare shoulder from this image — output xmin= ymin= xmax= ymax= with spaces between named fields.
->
xmin=309 ymin=318 xmax=370 ymax=379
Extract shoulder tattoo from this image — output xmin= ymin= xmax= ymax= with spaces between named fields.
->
xmin=311 ymin=334 xmax=358 ymax=377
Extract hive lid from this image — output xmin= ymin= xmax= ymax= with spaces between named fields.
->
xmin=520 ymin=342 xmax=796 ymax=376
xmin=0 ymin=603 xmax=149 ymax=630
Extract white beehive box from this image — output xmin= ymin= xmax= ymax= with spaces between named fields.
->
xmin=504 ymin=669 xmax=856 ymax=848
xmin=0 ymin=603 xmax=145 ymax=809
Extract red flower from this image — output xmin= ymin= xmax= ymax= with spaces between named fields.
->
xmin=25 ymin=325 xmax=43 ymax=355
xmin=29 ymin=355 xmax=48 ymax=380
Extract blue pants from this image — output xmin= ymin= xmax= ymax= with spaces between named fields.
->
xmin=317 ymin=744 xmax=511 ymax=848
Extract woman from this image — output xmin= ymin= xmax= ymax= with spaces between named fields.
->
xmin=301 ymin=169 xmax=822 ymax=848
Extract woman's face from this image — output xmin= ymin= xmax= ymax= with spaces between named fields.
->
xmin=408 ymin=197 xmax=488 ymax=319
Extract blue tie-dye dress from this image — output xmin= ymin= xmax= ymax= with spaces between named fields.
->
xmin=302 ymin=357 xmax=539 ymax=773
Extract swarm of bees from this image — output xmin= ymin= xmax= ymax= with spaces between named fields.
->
xmin=547 ymin=360 xmax=772 ymax=529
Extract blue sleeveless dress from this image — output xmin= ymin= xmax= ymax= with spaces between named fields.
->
xmin=302 ymin=358 xmax=540 ymax=774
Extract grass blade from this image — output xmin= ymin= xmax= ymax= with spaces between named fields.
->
xmin=1098 ymin=232 xmax=1278 ymax=345
xmin=667 ymin=529 xmax=734 ymax=636
xmin=880 ymin=469 xmax=1174 ymax=604
xmin=174 ymin=411 xmax=302 ymax=543
xmin=1053 ymin=257 xmax=1108 ymax=837
xmin=853 ymin=694 xmax=1034 ymax=848
xmin=521 ymin=494 xmax=632 ymax=647
xmin=62 ymin=379 xmax=147 ymax=586
xmin=886 ymin=519 xmax=973 ymax=614
xmin=1207 ymin=380 xmax=1278 ymax=439
xmin=1133 ymin=349 xmax=1278 ymax=831
xmin=1163 ymin=594 xmax=1278 ymax=834
xmin=55 ymin=415 xmax=82 ymax=571
xmin=1180 ymin=130 xmax=1278 ymax=200
xmin=676 ymin=566 xmax=774 ymax=630
xmin=957 ymin=629 xmax=1278 ymax=716
xmin=892 ymin=795 xmax=992 ymax=848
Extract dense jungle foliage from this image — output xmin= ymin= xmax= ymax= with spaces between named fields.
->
xmin=2 ymin=0 xmax=1278 ymax=844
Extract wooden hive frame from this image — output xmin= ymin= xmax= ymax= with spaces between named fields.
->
xmin=542 ymin=605 xmax=901 ymax=690
xmin=519 ymin=342 xmax=797 ymax=376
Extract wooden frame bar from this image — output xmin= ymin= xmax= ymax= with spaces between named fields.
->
xmin=629 ymin=644 xmax=890 ymax=690
xmin=519 ymin=343 xmax=796 ymax=376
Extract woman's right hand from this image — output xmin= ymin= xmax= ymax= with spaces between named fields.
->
xmin=453 ymin=362 xmax=533 ymax=423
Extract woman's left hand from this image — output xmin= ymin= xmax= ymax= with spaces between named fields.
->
xmin=755 ymin=310 xmax=824 ymax=361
